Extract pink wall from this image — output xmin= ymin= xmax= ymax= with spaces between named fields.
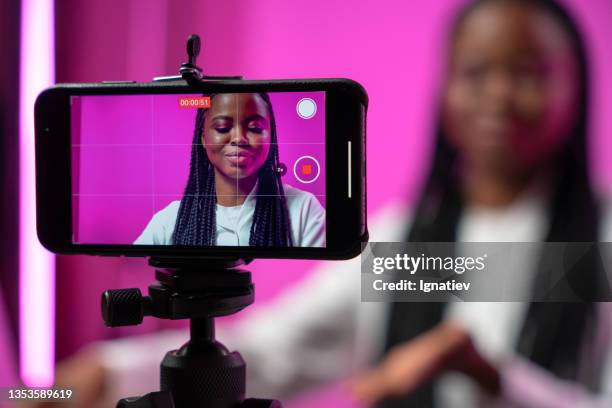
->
xmin=71 ymin=92 xmax=325 ymax=244
xmin=52 ymin=0 xmax=612 ymax=406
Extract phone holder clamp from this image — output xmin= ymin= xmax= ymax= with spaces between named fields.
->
xmin=153 ymin=34 xmax=243 ymax=84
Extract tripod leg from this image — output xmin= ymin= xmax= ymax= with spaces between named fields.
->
xmin=160 ymin=317 xmax=247 ymax=408
xmin=241 ymin=398 xmax=283 ymax=407
xmin=117 ymin=391 xmax=175 ymax=408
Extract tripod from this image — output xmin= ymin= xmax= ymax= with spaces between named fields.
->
xmin=100 ymin=34 xmax=281 ymax=407
xmin=102 ymin=257 xmax=281 ymax=408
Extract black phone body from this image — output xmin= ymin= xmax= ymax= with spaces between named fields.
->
xmin=35 ymin=79 xmax=367 ymax=260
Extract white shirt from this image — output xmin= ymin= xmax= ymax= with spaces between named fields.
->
xmin=438 ymin=189 xmax=549 ymax=408
xmin=133 ymin=184 xmax=326 ymax=247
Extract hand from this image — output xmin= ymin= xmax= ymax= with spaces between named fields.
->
xmin=347 ymin=322 xmax=500 ymax=406
xmin=18 ymin=346 xmax=107 ymax=408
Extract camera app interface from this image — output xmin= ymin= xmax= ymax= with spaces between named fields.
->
xmin=70 ymin=92 xmax=326 ymax=247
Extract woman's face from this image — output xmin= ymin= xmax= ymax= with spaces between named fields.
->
xmin=443 ymin=1 xmax=580 ymax=178
xmin=203 ymin=93 xmax=272 ymax=181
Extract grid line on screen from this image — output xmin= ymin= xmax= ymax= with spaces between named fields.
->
xmin=151 ymin=96 xmax=155 ymax=219
xmin=71 ymin=142 xmax=326 ymax=146
xmin=73 ymin=194 xmax=327 ymax=197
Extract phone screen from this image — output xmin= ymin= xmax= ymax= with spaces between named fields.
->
xmin=70 ymin=92 xmax=326 ymax=247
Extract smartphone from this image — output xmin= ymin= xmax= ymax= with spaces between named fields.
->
xmin=35 ymin=79 xmax=367 ymax=260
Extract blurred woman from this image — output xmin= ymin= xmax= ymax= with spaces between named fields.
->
xmin=42 ymin=0 xmax=612 ymax=407
xmin=353 ymin=0 xmax=609 ymax=406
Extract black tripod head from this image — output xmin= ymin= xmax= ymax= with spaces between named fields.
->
xmin=102 ymin=257 xmax=253 ymax=326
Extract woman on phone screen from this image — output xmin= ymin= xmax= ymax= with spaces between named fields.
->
xmin=134 ymin=92 xmax=326 ymax=247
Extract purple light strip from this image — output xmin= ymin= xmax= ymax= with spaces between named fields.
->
xmin=19 ymin=0 xmax=56 ymax=386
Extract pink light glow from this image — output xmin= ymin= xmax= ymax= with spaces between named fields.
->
xmin=19 ymin=0 xmax=56 ymax=386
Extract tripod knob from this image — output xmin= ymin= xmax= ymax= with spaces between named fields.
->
xmin=102 ymin=288 xmax=145 ymax=327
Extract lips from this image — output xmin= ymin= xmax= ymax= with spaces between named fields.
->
xmin=225 ymin=150 xmax=252 ymax=165
xmin=225 ymin=150 xmax=252 ymax=158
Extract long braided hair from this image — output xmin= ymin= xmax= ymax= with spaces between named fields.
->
xmin=172 ymin=93 xmax=293 ymax=246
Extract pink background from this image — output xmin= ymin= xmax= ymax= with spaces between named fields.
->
xmin=50 ymin=0 xmax=612 ymax=407
xmin=71 ymin=92 xmax=325 ymax=244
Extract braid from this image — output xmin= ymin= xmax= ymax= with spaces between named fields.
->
xmin=172 ymin=108 xmax=216 ymax=245
xmin=173 ymin=93 xmax=292 ymax=246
